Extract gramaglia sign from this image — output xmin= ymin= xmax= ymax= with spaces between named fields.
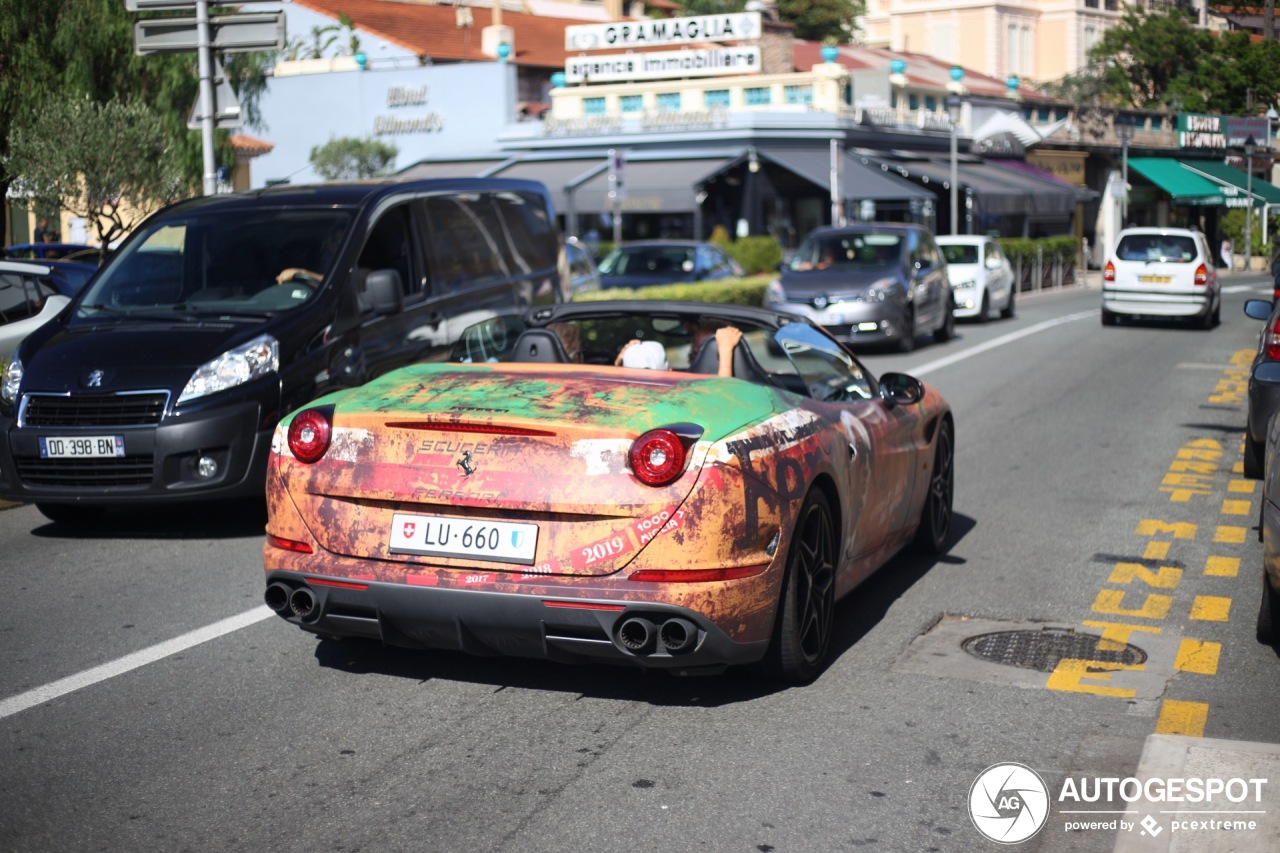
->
xmin=565 ymin=47 xmax=760 ymax=83
xmin=565 ymin=12 xmax=761 ymax=51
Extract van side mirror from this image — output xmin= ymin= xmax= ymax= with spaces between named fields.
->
xmin=360 ymin=269 xmax=403 ymax=315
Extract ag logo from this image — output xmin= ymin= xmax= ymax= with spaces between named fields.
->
xmin=968 ymin=762 xmax=1050 ymax=844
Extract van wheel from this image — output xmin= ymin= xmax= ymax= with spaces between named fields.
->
xmin=1244 ymin=433 xmax=1264 ymax=480
xmin=1101 ymin=308 xmax=1118 ymax=326
xmin=1258 ymin=574 xmax=1279 ymax=645
xmin=36 ymin=503 xmax=107 ymax=525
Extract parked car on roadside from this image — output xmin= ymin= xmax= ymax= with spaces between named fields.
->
xmin=0 ymin=259 xmax=96 ymax=365
xmin=564 ymin=236 xmax=602 ymax=297
xmin=2 ymin=242 xmax=96 ymax=261
xmin=1101 ymin=227 xmax=1220 ymax=328
xmin=764 ymin=223 xmax=954 ymax=352
xmin=597 ymin=240 xmax=743 ymax=289
xmin=0 ymin=177 xmax=565 ymax=525
xmin=937 ymin=235 xmax=1016 ymax=322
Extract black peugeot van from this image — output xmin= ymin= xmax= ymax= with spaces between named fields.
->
xmin=0 ymin=178 xmax=564 ymax=523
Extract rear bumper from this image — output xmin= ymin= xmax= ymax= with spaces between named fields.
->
xmin=264 ymin=570 xmax=771 ymax=673
xmin=1102 ymin=288 xmax=1212 ymax=317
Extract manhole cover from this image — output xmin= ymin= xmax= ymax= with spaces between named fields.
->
xmin=961 ymin=628 xmax=1147 ymax=673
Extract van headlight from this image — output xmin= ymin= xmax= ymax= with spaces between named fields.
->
xmin=178 ymin=333 xmax=279 ymax=404
xmin=1 ymin=356 xmax=22 ymax=406
xmin=765 ymin=279 xmax=786 ymax=305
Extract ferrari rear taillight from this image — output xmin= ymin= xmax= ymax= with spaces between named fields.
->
xmin=1194 ymin=264 xmax=1208 ymax=286
xmin=1104 ymin=261 xmax=1115 ymax=282
xmin=287 ymin=408 xmax=332 ymax=463
xmin=629 ymin=428 xmax=688 ymax=486
xmin=1267 ymin=317 xmax=1280 ymax=361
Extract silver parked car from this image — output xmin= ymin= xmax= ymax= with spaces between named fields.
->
xmin=764 ymin=224 xmax=954 ymax=352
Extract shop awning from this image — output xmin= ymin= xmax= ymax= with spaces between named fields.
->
xmin=572 ymin=155 xmax=735 ymax=213
xmin=1177 ymin=159 xmax=1280 ymax=208
xmin=487 ymin=157 xmax=608 ymax=213
xmin=860 ymin=155 xmax=1090 ymax=217
xmin=1126 ymin=158 xmax=1225 ymax=206
xmin=397 ymin=158 xmax=512 ymax=180
xmin=758 ymin=147 xmax=934 ymax=202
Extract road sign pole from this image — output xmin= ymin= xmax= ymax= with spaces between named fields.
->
xmin=196 ymin=0 xmax=217 ymax=195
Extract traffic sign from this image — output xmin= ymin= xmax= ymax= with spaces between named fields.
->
xmin=186 ymin=59 xmax=242 ymax=129
xmin=134 ymin=12 xmax=285 ymax=54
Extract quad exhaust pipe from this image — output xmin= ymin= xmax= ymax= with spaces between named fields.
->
xmin=616 ymin=615 xmax=699 ymax=655
xmin=264 ymin=582 xmax=321 ymax=622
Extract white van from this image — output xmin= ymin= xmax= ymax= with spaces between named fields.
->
xmin=1101 ymin=227 xmax=1220 ymax=328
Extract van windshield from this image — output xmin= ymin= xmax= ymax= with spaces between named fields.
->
xmin=74 ymin=208 xmax=355 ymax=321
xmin=788 ymin=234 xmax=902 ymax=272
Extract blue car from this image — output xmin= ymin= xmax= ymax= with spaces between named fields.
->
xmin=598 ymin=240 xmax=744 ymax=290
xmin=2 ymin=242 xmax=96 ymax=262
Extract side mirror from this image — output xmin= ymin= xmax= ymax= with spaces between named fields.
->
xmin=879 ymin=371 xmax=924 ymax=407
xmin=1245 ymin=299 xmax=1273 ymax=321
xmin=360 ymin=269 xmax=403 ymax=315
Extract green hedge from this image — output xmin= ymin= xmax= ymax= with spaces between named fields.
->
xmin=998 ymin=235 xmax=1079 ymax=264
xmin=575 ymin=274 xmax=772 ymax=305
xmin=725 ymin=235 xmax=783 ymax=274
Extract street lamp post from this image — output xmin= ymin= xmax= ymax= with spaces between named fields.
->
xmin=1246 ymin=135 xmax=1257 ymax=273
xmin=1116 ymin=121 xmax=1133 ymax=227
xmin=945 ymin=66 xmax=965 ymax=235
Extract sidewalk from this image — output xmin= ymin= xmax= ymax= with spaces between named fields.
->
xmin=1113 ymin=734 xmax=1280 ymax=852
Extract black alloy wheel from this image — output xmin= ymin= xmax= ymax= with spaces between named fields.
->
xmin=897 ymin=308 xmax=917 ymax=352
xmin=934 ymin=298 xmax=956 ymax=343
xmin=913 ymin=419 xmax=955 ymax=554
xmin=767 ymin=490 xmax=837 ymax=683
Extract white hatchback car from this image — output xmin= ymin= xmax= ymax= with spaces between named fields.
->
xmin=937 ymin=236 xmax=1016 ymax=321
xmin=1102 ymin=227 xmax=1220 ymax=327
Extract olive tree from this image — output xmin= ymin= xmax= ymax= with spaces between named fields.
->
xmin=5 ymin=95 xmax=185 ymax=248
xmin=309 ymin=137 xmax=399 ymax=181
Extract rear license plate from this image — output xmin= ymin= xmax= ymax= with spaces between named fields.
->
xmin=39 ymin=435 xmax=125 ymax=459
xmin=389 ymin=512 xmax=539 ymax=564
xmin=1139 ymin=275 xmax=1173 ymax=284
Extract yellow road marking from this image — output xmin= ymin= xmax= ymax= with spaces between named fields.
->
xmin=1228 ymin=479 xmax=1258 ymax=494
xmin=1233 ymin=461 xmax=1245 ymax=474
xmin=1107 ymin=562 xmax=1182 ymax=589
xmin=1092 ymin=590 xmax=1172 ymax=620
xmin=1046 ymin=659 xmax=1143 ymax=698
xmin=1205 ymin=555 xmax=1240 ymax=577
xmin=1215 ymin=525 xmax=1247 ymax=544
xmin=1156 ymin=700 xmax=1208 ymax=736
xmin=1136 ymin=519 xmax=1198 ymax=539
xmin=1143 ymin=541 xmax=1171 ymax=561
xmin=1222 ymin=499 xmax=1252 ymax=516
xmin=1174 ymin=639 xmax=1221 ymax=675
xmin=1190 ymin=595 xmax=1232 ymax=621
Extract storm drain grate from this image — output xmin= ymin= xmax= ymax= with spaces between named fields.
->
xmin=961 ymin=628 xmax=1147 ymax=673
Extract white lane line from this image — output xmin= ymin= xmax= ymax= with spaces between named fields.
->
xmin=0 ymin=605 xmax=274 ymax=720
xmin=1222 ymin=285 xmax=1267 ymax=294
xmin=910 ymin=310 xmax=1099 ymax=377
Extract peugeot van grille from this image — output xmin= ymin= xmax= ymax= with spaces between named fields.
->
xmin=20 ymin=392 xmax=169 ymax=427
xmin=16 ymin=456 xmax=154 ymax=488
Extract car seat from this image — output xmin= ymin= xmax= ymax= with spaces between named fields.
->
xmin=511 ymin=328 xmax=572 ymax=363
xmin=687 ymin=333 xmax=774 ymax=386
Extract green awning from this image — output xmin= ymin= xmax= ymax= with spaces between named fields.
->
xmin=1127 ymin=158 xmax=1225 ymax=206
xmin=1178 ymin=159 xmax=1280 ymax=208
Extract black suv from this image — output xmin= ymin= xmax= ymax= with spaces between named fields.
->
xmin=0 ymin=178 xmax=563 ymax=523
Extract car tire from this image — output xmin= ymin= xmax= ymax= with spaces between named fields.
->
xmin=1101 ymin=307 xmax=1118 ymax=326
xmin=1000 ymin=286 xmax=1016 ymax=320
xmin=934 ymin=300 xmax=956 ymax=343
xmin=978 ymin=292 xmax=991 ymax=323
xmin=1257 ymin=573 xmax=1279 ymax=645
xmin=1244 ymin=432 xmax=1264 ymax=480
xmin=1212 ymin=297 xmax=1221 ymax=328
xmin=897 ymin=309 xmax=916 ymax=352
xmin=765 ymin=490 xmax=837 ymax=683
xmin=913 ymin=419 xmax=955 ymax=554
xmin=35 ymin=503 xmax=107 ymax=525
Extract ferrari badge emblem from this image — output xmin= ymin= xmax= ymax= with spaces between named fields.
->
xmin=457 ymin=450 xmax=476 ymax=477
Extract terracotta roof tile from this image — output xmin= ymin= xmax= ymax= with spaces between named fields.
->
xmin=293 ymin=0 xmax=596 ymax=68
xmin=230 ymin=133 xmax=274 ymax=154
